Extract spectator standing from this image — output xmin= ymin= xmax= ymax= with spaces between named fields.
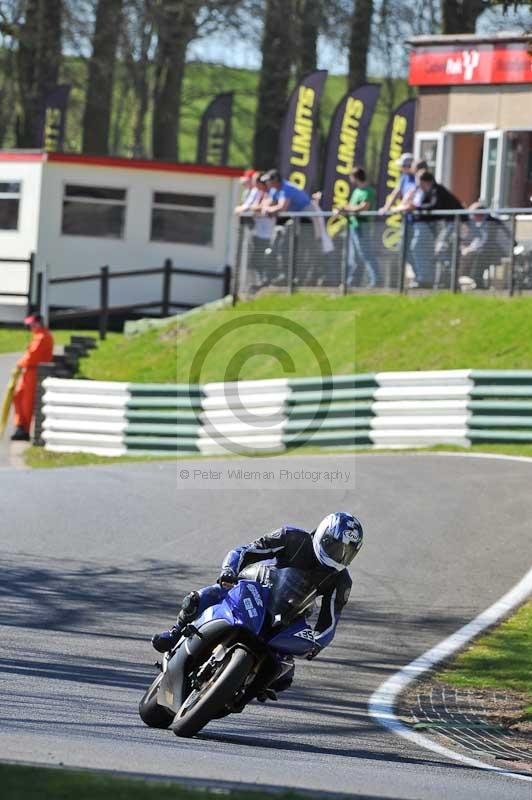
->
xmin=11 ymin=314 xmax=53 ymax=441
xmin=410 ymin=172 xmax=462 ymax=288
xmin=234 ymin=169 xmax=257 ymax=215
xmin=262 ymin=169 xmax=314 ymax=284
xmin=378 ymin=153 xmax=415 ymax=214
xmin=262 ymin=169 xmax=312 ymax=217
xmin=338 ymin=167 xmax=379 ymax=287
xmin=249 ymin=174 xmax=275 ymax=285
xmin=234 ymin=170 xmax=274 ymax=287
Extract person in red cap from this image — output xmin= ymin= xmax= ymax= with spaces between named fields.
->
xmin=11 ymin=314 xmax=53 ymax=441
xmin=234 ymin=169 xmax=258 ymax=215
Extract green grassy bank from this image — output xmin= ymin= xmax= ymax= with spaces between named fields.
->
xmin=0 ymin=763 xmax=305 ymax=800
xmin=438 ymin=601 xmax=532 ymax=721
xmin=0 ymin=328 xmax=91 ymax=355
xmin=73 ymin=294 xmax=532 ymax=385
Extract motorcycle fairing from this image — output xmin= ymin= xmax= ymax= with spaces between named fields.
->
xmin=194 ymin=578 xmax=316 ymax=655
xmin=195 ymin=579 xmax=269 ymax=636
xmin=158 ymin=619 xmax=233 ymax=713
xmin=267 ymin=616 xmax=317 ymax=655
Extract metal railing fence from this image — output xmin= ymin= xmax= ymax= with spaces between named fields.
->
xmin=235 ymin=209 xmax=532 ymax=297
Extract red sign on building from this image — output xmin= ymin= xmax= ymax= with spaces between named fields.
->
xmin=409 ymin=43 xmax=532 ymax=87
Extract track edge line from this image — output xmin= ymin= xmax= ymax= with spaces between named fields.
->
xmin=368 ymin=451 xmax=532 ymax=784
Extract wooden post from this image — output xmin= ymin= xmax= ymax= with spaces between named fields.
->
xmin=161 ymin=258 xmax=172 ymax=316
xmin=99 ymin=266 xmax=109 ymax=340
xmin=35 ymin=272 xmax=43 ymax=316
xmin=27 ymin=252 xmax=35 ymax=314
xmin=222 ymin=264 xmax=232 ymax=297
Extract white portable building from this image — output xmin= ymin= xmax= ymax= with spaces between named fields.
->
xmin=0 ymin=151 xmax=241 ymax=323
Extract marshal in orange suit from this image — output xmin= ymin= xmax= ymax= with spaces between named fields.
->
xmin=11 ymin=314 xmax=54 ymax=441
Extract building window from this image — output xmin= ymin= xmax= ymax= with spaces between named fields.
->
xmin=150 ymin=192 xmax=215 ymax=246
xmin=62 ymin=184 xmax=126 ymax=238
xmin=418 ymin=139 xmax=439 ymax=174
xmin=0 ymin=181 xmax=21 ymax=230
xmin=502 ymin=131 xmax=532 ymax=209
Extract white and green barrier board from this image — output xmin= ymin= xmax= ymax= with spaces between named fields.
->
xmin=41 ymin=370 xmax=532 ymax=457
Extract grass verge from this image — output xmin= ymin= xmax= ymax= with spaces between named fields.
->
xmin=75 ymin=294 xmax=532 ymax=384
xmin=23 ymin=447 xmax=176 ymax=469
xmin=0 ymin=762 xmax=305 ymax=800
xmin=0 ymin=328 xmax=98 ymax=355
xmin=23 ymin=443 xmax=532 ymax=469
xmin=438 ymin=601 xmax=532 ymax=721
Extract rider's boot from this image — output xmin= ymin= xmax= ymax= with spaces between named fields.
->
xmin=151 ymin=625 xmax=182 ymax=653
xmin=152 ymin=591 xmax=200 ymax=653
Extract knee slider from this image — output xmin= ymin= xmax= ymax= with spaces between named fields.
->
xmin=179 ymin=590 xmax=200 ymax=623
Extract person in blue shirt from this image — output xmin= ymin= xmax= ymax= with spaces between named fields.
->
xmin=261 ymin=169 xmax=312 ymax=216
xmin=378 ymin=152 xmax=415 ymax=214
xmin=259 ymin=169 xmax=313 ymax=283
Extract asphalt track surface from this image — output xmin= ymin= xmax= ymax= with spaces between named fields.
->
xmin=1 ymin=453 xmax=531 ymax=799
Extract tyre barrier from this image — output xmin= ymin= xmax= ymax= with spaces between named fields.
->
xmin=40 ymin=370 xmax=532 ymax=457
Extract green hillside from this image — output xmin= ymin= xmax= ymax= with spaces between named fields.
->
xmin=76 ymin=293 xmax=532 ymax=384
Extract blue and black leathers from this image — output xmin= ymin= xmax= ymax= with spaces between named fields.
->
xmin=153 ymin=526 xmax=352 ymax=662
xmin=221 ymin=526 xmax=352 ymax=650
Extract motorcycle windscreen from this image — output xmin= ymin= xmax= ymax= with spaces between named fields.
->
xmin=264 ymin=567 xmax=317 ymax=626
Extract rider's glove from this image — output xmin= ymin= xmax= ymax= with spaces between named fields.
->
xmin=305 ymin=642 xmax=322 ymax=661
xmin=217 ymin=568 xmax=238 ymax=587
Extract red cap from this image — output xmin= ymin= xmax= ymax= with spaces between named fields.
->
xmin=240 ymin=168 xmax=255 ymax=182
xmin=24 ymin=314 xmax=42 ymax=325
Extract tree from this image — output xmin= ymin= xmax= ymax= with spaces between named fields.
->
xmin=295 ymin=0 xmax=322 ymax=79
xmin=441 ymin=0 xmax=531 ymax=34
xmin=16 ymin=0 xmax=63 ymax=147
xmin=253 ymin=0 xmax=296 ymax=169
xmin=151 ymin=0 xmax=200 ymax=161
xmin=0 ymin=1 xmax=23 ymax=146
xmin=348 ymin=0 xmax=373 ymax=90
xmin=122 ymin=0 xmax=155 ymax=157
xmin=82 ymin=0 xmax=123 ymax=155
xmin=440 ymin=0 xmax=486 ymax=34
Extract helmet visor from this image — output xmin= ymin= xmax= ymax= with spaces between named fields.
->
xmin=320 ymin=531 xmax=360 ymax=567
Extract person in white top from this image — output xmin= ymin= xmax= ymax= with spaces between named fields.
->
xmin=235 ymin=170 xmax=274 ymax=286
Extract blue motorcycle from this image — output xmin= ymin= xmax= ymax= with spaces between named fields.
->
xmin=139 ymin=565 xmax=318 ymax=737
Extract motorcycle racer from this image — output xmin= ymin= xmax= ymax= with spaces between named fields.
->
xmin=152 ymin=512 xmax=363 ymax=693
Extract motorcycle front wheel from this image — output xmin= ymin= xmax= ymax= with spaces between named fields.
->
xmin=139 ymin=671 xmax=176 ymax=729
xmin=172 ymin=646 xmax=254 ymax=738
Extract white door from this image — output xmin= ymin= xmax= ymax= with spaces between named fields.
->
xmin=480 ymin=131 xmax=503 ymax=208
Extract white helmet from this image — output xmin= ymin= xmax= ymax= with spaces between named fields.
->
xmin=313 ymin=512 xmax=363 ymax=571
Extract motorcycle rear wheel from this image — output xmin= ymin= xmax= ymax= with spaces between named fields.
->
xmin=139 ymin=671 xmax=176 ymax=729
xmin=172 ymin=646 xmax=254 ymax=738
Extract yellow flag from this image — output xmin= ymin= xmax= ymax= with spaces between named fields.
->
xmin=0 ymin=367 xmax=21 ymax=437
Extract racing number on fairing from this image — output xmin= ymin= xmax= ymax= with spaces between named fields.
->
xmin=294 ymin=628 xmax=316 ymax=642
xmin=243 ymin=597 xmax=258 ymax=618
